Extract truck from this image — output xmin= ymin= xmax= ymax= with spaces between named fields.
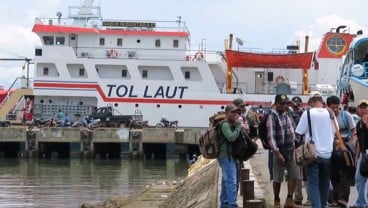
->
xmin=89 ymin=106 xmax=140 ymax=128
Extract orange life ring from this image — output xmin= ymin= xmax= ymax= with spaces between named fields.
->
xmin=108 ymin=49 xmax=119 ymax=58
xmin=275 ymin=75 xmax=285 ymax=83
xmin=193 ymin=52 xmax=204 ymax=61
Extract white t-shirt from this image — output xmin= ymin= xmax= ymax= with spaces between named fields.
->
xmin=295 ymin=107 xmax=336 ymax=159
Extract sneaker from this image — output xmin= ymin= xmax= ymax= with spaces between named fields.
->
xmin=337 ymin=200 xmax=348 ymax=208
xmin=302 ymin=200 xmax=311 ymax=206
xmin=274 ymin=198 xmax=281 ymax=208
xmin=294 ymin=201 xmax=302 ymax=206
xmin=285 ymin=197 xmax=299 ymax=208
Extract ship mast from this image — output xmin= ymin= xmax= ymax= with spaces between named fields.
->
xmin=302 ymin=36 xmax=309 ymax=95
xmin=226 ymin=34 xmax=233 ymax=93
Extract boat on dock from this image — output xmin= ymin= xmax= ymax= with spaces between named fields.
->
xmin=0 ymin=2 xmax=356 ymax=127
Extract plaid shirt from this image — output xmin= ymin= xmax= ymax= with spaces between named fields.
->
xmin=267 ymin=109 xmax=296 ymax=151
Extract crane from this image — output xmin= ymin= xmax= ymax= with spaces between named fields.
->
xmin=0 ymin=58 xmax=33 ymax=89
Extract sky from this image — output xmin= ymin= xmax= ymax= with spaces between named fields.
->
xmin=0 ymin=0 xmax=367 ymax=88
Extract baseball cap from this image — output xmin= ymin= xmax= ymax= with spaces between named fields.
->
xmin=232 ymin=98 xmax=245 ymax=107
xmin=358 ymin=99 xmax=368 ymax=107
xmin=309 ymin=91 xmax=322 ymax=98
xmin=225 ymin=103 xmax=239 ymax=112
xmin=274 ymin=94 xmax=289 ymax=103
xmin=291 ymin=96 xmax=302 ymax=104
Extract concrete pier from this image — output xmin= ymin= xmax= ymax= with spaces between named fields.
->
xmin=0 ymin=126 xmax=205 ymax=159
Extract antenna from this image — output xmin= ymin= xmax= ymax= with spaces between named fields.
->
xmin=56 ymin=12 xmax=62 ymax=24
xmin=236 ymin=38 xmax=244 ymax=46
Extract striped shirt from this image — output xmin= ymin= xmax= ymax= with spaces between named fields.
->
xmin=267 ymin=109 xmax=296 ymax=151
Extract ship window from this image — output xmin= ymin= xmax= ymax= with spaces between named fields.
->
xmin=99 ymin=38 xmax=105 ymax=46
xmin=173 ymin=40 xmax=179 ymax=48
xmin=43 ymin=36 xmax=54 ymax=45
xmin=155 ymin=39 xmax=161 ymax=48
xmin=121 ymin=69 xmax=127 ymax=77
xmin=79 ymin=68 xmax=85 ymax=76
xmin=35 ymin=49 xmax=42 ymax=56
xmin=138 ymin=66 xmax=173 ymax=80
xmin=43 ymin=67 xmax=49 ymax=75
xmin=142 ymin=70 xmax=148 ymax=78
xmin=117 ymin=38 xmax=123 ymax=46
xmin=181 ymin=67 xmax=201 ymax=81
xmin=184 ymin=71 xmax=190 ymax=79
xmin=128 ymin=51 xmax=136 ymax=59
xmin=55 ymin=37 xmax=65 ymax=45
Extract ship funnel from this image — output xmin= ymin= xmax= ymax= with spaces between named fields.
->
xmin=336 ymin=25 xmax=347 ymax=33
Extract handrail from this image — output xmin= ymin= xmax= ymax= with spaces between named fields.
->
xmin=0 ymin=77 xmax=23 ymax=108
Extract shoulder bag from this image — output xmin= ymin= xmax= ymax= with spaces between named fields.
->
xmin=359 ymin=121 xmax=368 ymax=177
xmin=295 ymin=109 xmax=317 ymax=166
xmin=331 ymin=113 xmax=355 ymax=173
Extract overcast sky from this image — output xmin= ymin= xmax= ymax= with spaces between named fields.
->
xmin=0 ymin=0 xmax=367 ymax=88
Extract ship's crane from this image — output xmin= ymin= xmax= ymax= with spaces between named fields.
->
xmin=0 ymin=58 xmax=33 ymax=88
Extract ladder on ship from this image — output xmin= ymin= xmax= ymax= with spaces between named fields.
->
xmin=0 ymin=88 xmax=33 ymax=121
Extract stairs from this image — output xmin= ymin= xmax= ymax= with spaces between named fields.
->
xmin=0 ymin=89 xmax=33 ymax=120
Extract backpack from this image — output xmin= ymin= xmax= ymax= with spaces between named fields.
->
xmin=258 ymin=111 xmax=278 ymax=149
xmin=198 ymin=114 xmax=226 ymax=159
xmin=229 ymin=129 xmax=258 ymax=161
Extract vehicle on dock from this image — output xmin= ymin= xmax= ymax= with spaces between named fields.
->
xmin=89 ymin=106 xmax=138 ymax=128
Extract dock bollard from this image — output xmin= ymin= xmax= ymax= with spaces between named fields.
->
xmin=242 ymin=179 xmax=255 ymax=202
xmin=244 ymin=199 xmax=265 ymax=208
xmin=239 ymin=168 xmax=250 ymax=195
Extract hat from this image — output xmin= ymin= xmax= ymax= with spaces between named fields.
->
xmin=225 ymin=103 xmax=239 ymax=112
xmin=274 ymin=94 xmax=289 ymax=103
xmin=358 ymin=99 xmax=368 ymax=107
xmin=232 ymin=98 xmax=245 ymax=107
xmin=291 ymin=96 xmax=302 ymax=104
xmin=309 ymin=91 xmax=322 ymax=98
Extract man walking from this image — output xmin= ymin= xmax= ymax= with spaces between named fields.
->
xmin=267 ymin=94 xmax=300 ymax=208
xmin=295 ymin=91 xmax=336 ymax=208
xmin=218 ymin=103 xmax=242 ymax=208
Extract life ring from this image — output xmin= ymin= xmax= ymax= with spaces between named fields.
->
xmin=193 ymin=51 xmax=204 ymax=61
xmin=107 ymin=49 xmax=119 ymax=58
xmin=275 ymin=75 xmax=285 ymax=83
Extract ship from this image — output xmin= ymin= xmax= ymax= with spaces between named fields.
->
xmin=0 ymin=1 xmax=356 ymax=127
xmin=337 ymin=30 xmax=368 ymax=107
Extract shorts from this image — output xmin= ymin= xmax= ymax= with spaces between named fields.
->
xmin=272 ymin=150 xmax=300 ymax=183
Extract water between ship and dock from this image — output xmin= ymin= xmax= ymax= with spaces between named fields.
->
xmin=0 ymin=158 xmax=188 ymax=208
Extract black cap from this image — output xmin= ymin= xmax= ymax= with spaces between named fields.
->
xmin=291 ymin=96 xmax=302 ymax=104
xmin=275 ymin=94 xmax=289 ymax=103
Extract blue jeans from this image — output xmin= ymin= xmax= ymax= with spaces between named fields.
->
xmin=218 ymin=157 xmax=238 ymax=208
xmin=354 ymin=154 xmax=368 ymax=207
xmin=306 ymin=157 xmax=331 ymax=208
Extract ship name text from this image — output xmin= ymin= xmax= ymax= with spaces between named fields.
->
xmin=106 ymin=85 xmax=188 ymax=99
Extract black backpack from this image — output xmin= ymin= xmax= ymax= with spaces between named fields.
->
xmin=229 ymin=129 xmax=258 ymax=161
xmin=257 ymin=112 xmax=278 ymax=149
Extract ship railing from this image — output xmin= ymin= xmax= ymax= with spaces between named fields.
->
xmin=0 ymin=77 xmax=29 ymax=108
xmin=75 ymin=46 xmax=225 ymax=62
xmin=34 ymin=17 xmax=189 ymax=33
xmin=216 ymin=81 xmax=337 ymax=96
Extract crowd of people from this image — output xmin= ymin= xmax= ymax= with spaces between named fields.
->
xmin=216 ymin=92 xmax=368 ymax=208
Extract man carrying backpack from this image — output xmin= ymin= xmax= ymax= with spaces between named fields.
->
xmin=327 ymin=95 xmax=356 ymax=207
xmin=217 ymin=103 xmax=242 ymax=208
xmin=267 ymin=94 xmax=300 ymax=208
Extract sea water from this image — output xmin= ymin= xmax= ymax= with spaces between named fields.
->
xmin=0 ymin=158 xmax=188 ymax=208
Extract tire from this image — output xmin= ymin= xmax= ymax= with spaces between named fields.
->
xmin=155 ymin=123 xmax=164 ymax=128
